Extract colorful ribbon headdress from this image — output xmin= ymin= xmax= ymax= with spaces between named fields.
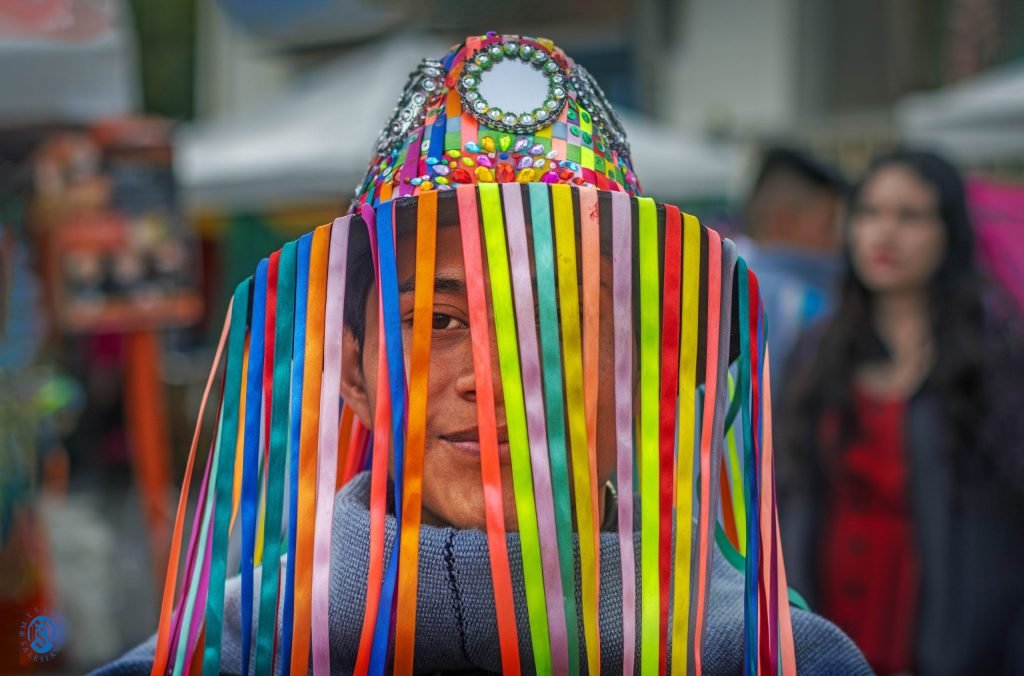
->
xmin=151 ymin=33 xmax=796 ymax=676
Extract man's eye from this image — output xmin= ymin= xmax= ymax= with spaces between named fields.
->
xmin=431 ymin=313 xmax=465 ymax=330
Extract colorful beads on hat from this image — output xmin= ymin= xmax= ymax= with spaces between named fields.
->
xmin=516 ymin=168 xmax=536 ymax=182
xmin=353 ymin=33 xmax=643 ymax=209
xmin=496 ymin=163 xmax=514 ymax=183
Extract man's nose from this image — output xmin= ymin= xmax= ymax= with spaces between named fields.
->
xmin=452 ymin=325 xmax=505 ymax=407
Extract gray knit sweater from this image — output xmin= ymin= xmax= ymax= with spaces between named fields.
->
xmin=94 ymin=473 xmax=869 ymax=674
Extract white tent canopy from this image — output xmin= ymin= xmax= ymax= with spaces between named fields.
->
xmin=897 ymin=61 xmax=1024 ymax=164
xmin=176 ymin=35 xmax=742 ymax=211
xmin=0 ymin=0 xmax=138 ymax=125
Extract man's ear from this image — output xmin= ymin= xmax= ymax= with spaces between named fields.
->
xmin=340 ymin=328 xmax=373 ymax=428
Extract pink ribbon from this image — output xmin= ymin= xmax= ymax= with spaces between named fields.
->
xmin=501 ymin=183 xmax=570 ymax=674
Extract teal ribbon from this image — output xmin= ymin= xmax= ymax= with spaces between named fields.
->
xmin=527 ymin=183 xmax=580 ymax=675
xmin=202 ymin=278 xmax=251 ymax=673
xmin=255 ymin=241 xmax=297 ymax=675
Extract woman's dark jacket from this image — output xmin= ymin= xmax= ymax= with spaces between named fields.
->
xmin=781 ymin=324 xmax=1024 ymax=675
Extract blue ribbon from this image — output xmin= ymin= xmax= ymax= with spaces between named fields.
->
xmin=279 ymin=233 xmax=312 ymax=674
xmin=369 ymin=201 xmax=409 ymax=674
xmin=240 ymin=258 xmax=268 ymax=676
xmin=738 ymin=258 xmax=760 ymax=676
xmin=255 ymin=241 xmax=298 ymax=675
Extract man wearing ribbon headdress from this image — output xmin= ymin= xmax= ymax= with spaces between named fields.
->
xmin=97 ymin=33 xmax=869 ymax=676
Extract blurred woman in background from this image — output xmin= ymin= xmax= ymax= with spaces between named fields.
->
xmin=781 ymin=149 xmax=1024 ymax=675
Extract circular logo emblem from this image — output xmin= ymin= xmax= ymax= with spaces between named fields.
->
xmin=19 ymin=607 xmax=64 ymax=663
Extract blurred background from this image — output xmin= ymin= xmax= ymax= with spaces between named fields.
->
xmin=1 ymin=0 xmax=1023 ymax=673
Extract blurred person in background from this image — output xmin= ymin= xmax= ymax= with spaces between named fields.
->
xmin=739 ymin=146 xmax=848 ymax=390
xmin=780 ymin=148 xmax=1024 ymax=675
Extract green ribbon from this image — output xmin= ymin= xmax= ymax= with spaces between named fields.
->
xmin=479 ymin=184 xmax=552 ymax=674
xmin=528 ymin=183 xmax=580 ymax=675
xmin=202 ymin=279 xmax=251 ymax=673
xmin=255 ymin=241 xmax=297 ymax=675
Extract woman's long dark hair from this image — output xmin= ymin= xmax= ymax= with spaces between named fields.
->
xmin=785 ymin=148 xmax=1023 ymax=494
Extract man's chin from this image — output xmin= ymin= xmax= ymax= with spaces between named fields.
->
xmin=421 ymin=497 xmax=520 ymax=533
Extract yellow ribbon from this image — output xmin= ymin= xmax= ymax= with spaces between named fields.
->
xmin=551 ymin=184 xmax=600 ymax=672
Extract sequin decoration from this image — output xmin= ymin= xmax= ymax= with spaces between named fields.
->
xmin=457 ymin=38 xmax=570 ymax=134
xmin=569 ymin=64 xmax=632 ymax=159
xmin=372 ymin=59 xmax=447 ymax=159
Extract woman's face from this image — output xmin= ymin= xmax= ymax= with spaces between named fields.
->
xmin=340 ymin=223 xmax=620 ymax=532
xmin=848 ymin=165 xmax=947 ymax=295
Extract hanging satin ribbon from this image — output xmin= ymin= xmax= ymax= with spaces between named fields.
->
xmin=255 ymin=240 xmax=297 ymax=675
xmin=354 ymin=316 xmax=392 ymax=675
xmin=182 ymin=470 xmax=219 ymax=671
xmin=671 ymin=212 xmax=702 ymax=675
xmin=480 ymin=183 xmax=553 ymax=674
xmin=290 ymin=224 xmax=331 ymax=676
xmin=238 ymin=258 xmax=269 ymax=676
xmin=280 ymin=233 xmax=313 ymax=674
xmin=551 ymin=183 xmax=600 ymax=674
xmin=527 ymin=182 xmax=581 ymax=676
xmin=313 ymin=216 xmax=354 ymax=675
xmin=765 ymin=348 xmax=797 ymax=674
xmin=759 ymin=344 xmax=780 ymax=675
xmin=503 ymin=182 xmax=570 ymax=675
xmin=610 ymin=190 xmax=636 ymax=676
xmin=736 ymin=258 xmax=759 ymax=676
xmin=369 ymin=199 xmax=411 ymax=676
xmin=724 ymin=374 xmax=747 ymax=554
xmin=579 ymin=188 xmax=603 ymax=670
xmin=149 ymin=296 xmax=233 ymax=676
xmin=352 ymin=201 xmax=392 ymax=676
xmin=393 ymin=190 xmax=438 ymax=675
xmin=456 ymin=184 xmax=522 ymax=675
xmin=692 ymin=228 xmax=723 ymax=676
xmin=199 ymin=279 xmax=250 ymax=674
xmin=657 ymin=205 xmax=682 ymax=674
xmin=230 ymin=342 xmax=249 ymax=534
xmin=704 ymin=240 xmax=738 ymax=673
xmin=167 ymin=437 xmax=214 ymax=671
xmin=176 ymin=489 xmax=216 ymax=675
xmin=637 ymin=195 xmax=660 ymax=675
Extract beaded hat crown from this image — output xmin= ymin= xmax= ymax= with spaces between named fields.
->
xmin=353 ymin=32 xmax=640 ymax=208
xmin=150 ymin=33 xmax=797 ymax=676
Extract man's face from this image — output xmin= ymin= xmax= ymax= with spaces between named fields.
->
xmin=340 ymin=223 xmax=620 ymax=532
